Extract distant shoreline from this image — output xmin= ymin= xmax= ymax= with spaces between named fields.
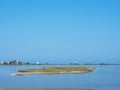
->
xmin=1 ymin=60 xmax=120 ymax=66
xmin=1 ymin=64 xmax=120 ymax=66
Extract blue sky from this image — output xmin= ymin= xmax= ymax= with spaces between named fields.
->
xmin=0 ymin=0 xmax=120 ymax=63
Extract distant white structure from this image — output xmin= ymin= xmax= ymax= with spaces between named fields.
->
xmin=36 ymin=61 xmax=40 ymax=64
xmin=7 ymin=62 xmax=10 ymax=64
xmin=0 ymin=61 xmax=4 ymax=64
xmin=72 ymin=61 xmax=78 ymax=65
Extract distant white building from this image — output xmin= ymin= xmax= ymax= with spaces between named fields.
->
xmin=0 ymin=61 xmax=4 ymax=64
xmin=36 ymin=61 xmax=40 ymax=64
xmin=72 ymin=61 xmax=78 ymax=65
xmin=7 ymin=62 xmax=10 ymax=64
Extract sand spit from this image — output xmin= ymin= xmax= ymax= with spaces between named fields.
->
xmin=10 ymin=67 xmax=94 ymax=76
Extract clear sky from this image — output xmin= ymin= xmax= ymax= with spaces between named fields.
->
xmin=0 ymin=0 xmax=120 ymax=63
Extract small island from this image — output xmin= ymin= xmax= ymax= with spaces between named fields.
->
xmin=11 ymin=67 xmax=95 ymax=76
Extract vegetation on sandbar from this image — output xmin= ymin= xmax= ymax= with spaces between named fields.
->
xmin=17 ymin=67 xmax=95 ymax=75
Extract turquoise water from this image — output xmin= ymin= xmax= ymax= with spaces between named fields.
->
xmin=0 ymin=65 xmax=120 ymax=90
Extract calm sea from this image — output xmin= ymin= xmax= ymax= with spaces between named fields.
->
xmin=0 ymin=65 xmax=120 ymax=90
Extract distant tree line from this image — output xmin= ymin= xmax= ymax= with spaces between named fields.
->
xmin=0 ymin=60 xmax=42 ymax=65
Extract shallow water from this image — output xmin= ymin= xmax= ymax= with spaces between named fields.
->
xmin=0 ymin=65 xmax=120 ymax=90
